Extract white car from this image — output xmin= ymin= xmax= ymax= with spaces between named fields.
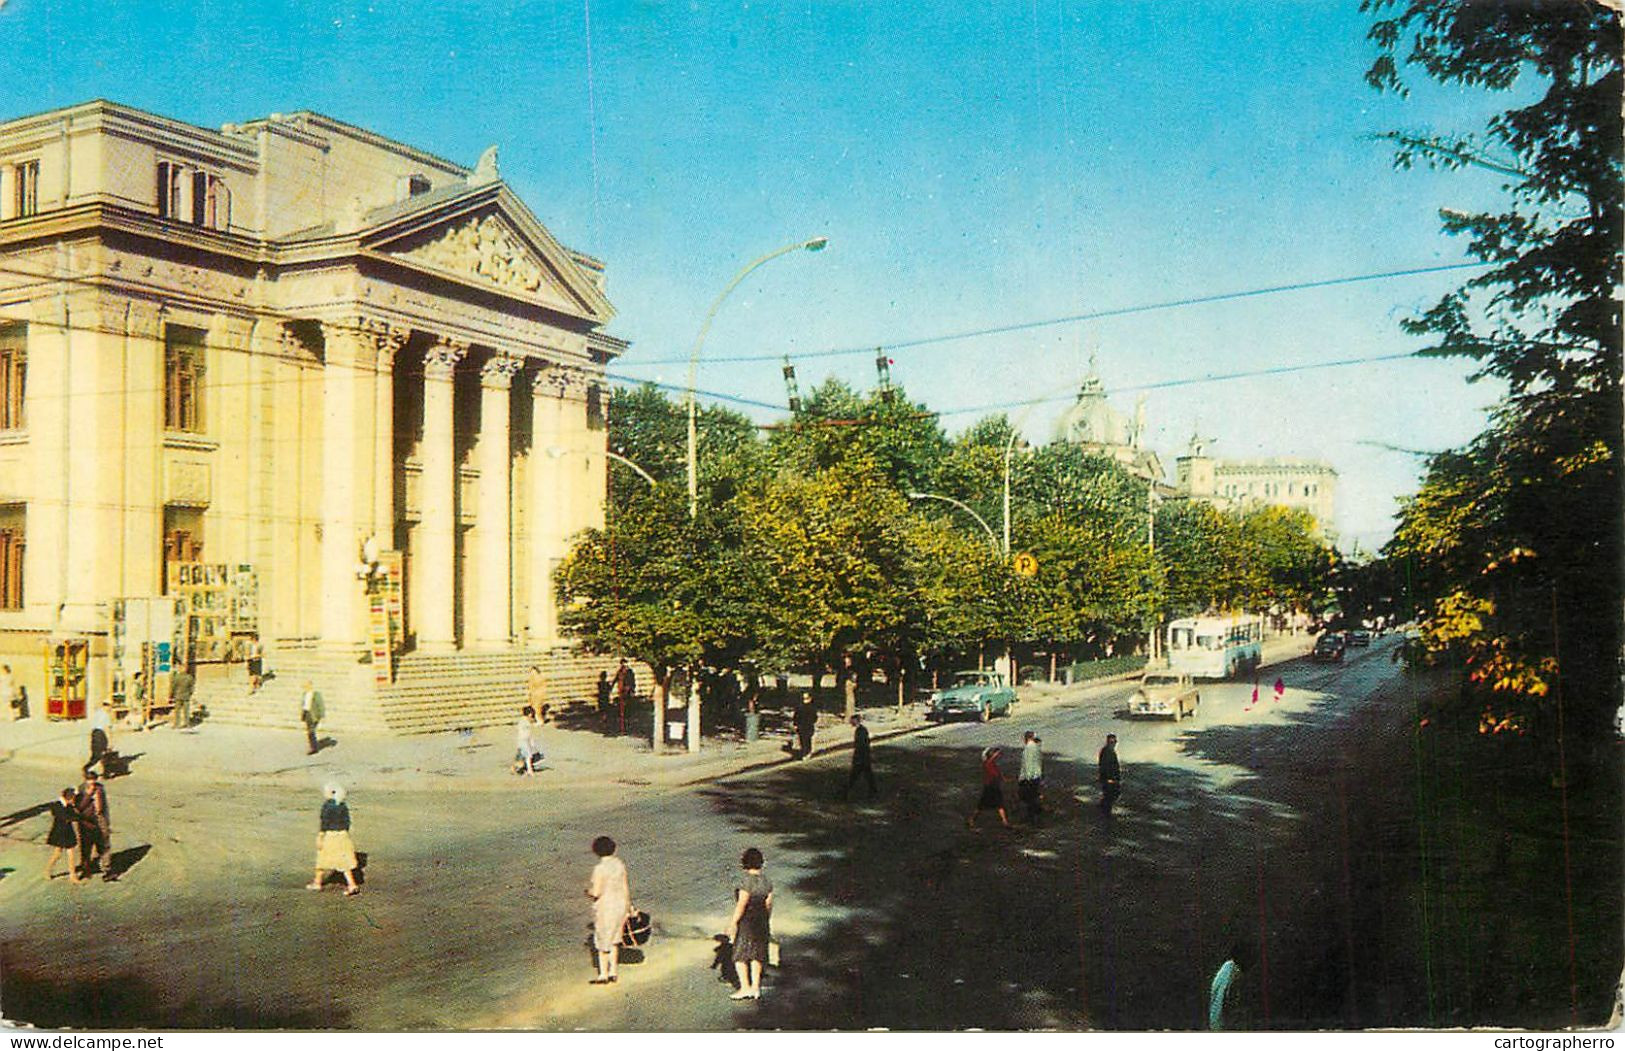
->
xmin=1128 ymin=672 xmax=1200 ymax=720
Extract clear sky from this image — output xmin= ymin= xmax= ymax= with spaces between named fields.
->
xmin=0 ymin=0 xmax=1518 ymax=550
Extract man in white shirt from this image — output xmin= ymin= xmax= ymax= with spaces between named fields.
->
xmin=85 ymin=702 xmax=112 ymax=778
xmin=1017 ymin=730 xmax=1044 ymax=825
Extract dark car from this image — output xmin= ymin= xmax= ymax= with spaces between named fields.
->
xmin=1312 ymin=633 xmax=1346 ymax=663
xmin=1346 ymin=629 xmax=1372 ymax=648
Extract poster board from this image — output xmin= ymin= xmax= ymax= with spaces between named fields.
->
xmin=110 ymin=597 xmax=181 ymax=723
xmin=166 ymin=562 xmax=259 ymax=663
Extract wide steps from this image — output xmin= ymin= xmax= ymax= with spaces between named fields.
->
xmin=196 ymin=648 xmax=647 ymax=736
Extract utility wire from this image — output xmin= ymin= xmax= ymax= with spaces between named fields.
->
xmin=613 ymin=261 xmax=1491 ymax=367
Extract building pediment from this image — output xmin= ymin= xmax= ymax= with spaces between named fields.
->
xmin=363 ymin=188 xmax=614 ymax=324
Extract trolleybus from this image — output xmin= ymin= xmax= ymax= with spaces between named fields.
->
xmin=1166 ymin=613 xmax=1264 ymax=679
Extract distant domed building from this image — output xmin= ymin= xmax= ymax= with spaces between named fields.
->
xmin=1051 ymin=359 xmax=1163 ymax=481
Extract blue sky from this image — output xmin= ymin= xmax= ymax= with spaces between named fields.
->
xmin=0 ymin=0 xmax=1519 ymax=549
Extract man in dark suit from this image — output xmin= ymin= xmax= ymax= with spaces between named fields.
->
xmin=844 ymin=714 xmax=876 ymax=799
xmin=793 ymin=692 xmax=818 ymax=759
xmin=1098 ymin=733 xmax=1121 ymax=815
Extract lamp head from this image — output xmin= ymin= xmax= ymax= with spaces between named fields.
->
xmin=803 ymin=236 xmax=829 ymax=252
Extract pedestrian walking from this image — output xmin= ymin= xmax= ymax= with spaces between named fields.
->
xmin=968 ymin=746 xmax=1011 ymax=828
xmin=299 ymin=681 xmax=324 ymax=755
xmin=74 ymin=770 xmax=111 ymax=877
xmin=43 ymin=788 xmax=84 ymax=884
xmin=793 ymin=692 xmax=818 ymax=759
xmin=613 ymin=658 xmax=637 ymax=705
xmin=170 ymin=663 xmax=195 ymax=729
xmin=1098 ymin=733 xmax=1121 ymax=815
xmin=246 ymin=636 xmax=264 ymax=695
xmin=586 ymin=836 xmax=632 ymax=985
xmin=1 ymin=663 xmax=20 ymax=721
xmin=514 ymin=706 xmax=542 ymax=775
xmin=596 ymin=670 xmax=612 ymax=709
xmin=844 ymin=715 xmax=877 ymax=799
xmin=1209 ymin=941 xmax=1256 ymax=1030
xmin=1017 ymin=730 xmax=1044 ymax=825
xmin=725 ymin=847 xmax=774 ymax=1001
xmin=307 ymin=784 xmax=361 ymax=895
xmin=527 ymin=664 xmax=548 ymax=716
xmin=85 ymin=701 xmax=112 ymax=778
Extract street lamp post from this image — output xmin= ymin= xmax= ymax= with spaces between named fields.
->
xmin=686 ymin=236 xmax=829 ymax=520
xmin=907 ymin=492 xmax=1002 ymax=554
xmin=546 ymin=444 xmax=658 ymax=487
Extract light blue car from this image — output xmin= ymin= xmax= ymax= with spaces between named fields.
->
xmin=927 ymin=670 xmax=1015 ymax=722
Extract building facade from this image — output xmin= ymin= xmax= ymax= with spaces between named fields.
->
xmin=0 ymin=101 xmax=629 ymax=731
xmin=1175 ymin=436 xmax=1338 ymax=536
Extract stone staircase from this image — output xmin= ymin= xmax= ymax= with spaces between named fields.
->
xmin=196 ymin=646 xmax=646 ymax=736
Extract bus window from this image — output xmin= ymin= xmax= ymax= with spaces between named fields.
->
xmin=1171 ymin=627 xmax=1194 ymax=650
xmin=1198 ymin=635 xmax=1221 ymax=651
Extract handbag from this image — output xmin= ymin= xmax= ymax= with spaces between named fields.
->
xmin=621 ymin=909 xmax=652 ymax=948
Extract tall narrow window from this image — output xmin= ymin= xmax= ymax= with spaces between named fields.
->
xmin=0 ymin=504 xmax=23 ymax=611
xmin=164 ymin=325 xmax=206 ymax=433
xmin=161 ymin=507 xmax=204 ymax=596
xmin=15 ymin=160 xmax=39 ymax=218
xmin=0 ymin=323 xmax=23 ymax=430
xmin=202 ymin=175 xmax=230 ymax=230
xmin=156 ymin=161 xmax=183 ymax=219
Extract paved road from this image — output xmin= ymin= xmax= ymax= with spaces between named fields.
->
xmin=1 ymin=638 xmax=1418 ymax=1030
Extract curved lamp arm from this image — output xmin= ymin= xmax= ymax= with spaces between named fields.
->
xmin=686 ymin=236 xmax=829 ymax=518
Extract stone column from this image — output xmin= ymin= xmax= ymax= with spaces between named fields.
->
xmin=585 ymin=382 xmax=610 ymax=532
xmin=0 ymin=165 xmax=13 ymax=221
xmin=416 ymin=338 xmax=466 ymax=652
xmin=527 ymin=364 xmax=569 ymax=644
xmin=370 ymin=323 xmax=406 ymax=543
xmin=474 ymin=354 xmax=522 ymax=648
xmin=319 ymin=321 xmax=367 ymax=649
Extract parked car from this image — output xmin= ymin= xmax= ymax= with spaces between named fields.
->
xmin=1312 ymin=633 xmax=1347 ymax=663
xmin=1127 ymin=671 xmax=1200 ymax=720
xmin=926 ymin=670 xmax=1015 ymax=722
xmin=1346 ymin=629 xmax=1372 ymax=648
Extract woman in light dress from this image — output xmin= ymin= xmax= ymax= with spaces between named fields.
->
xmin=307 ymin=783 xmax=361 ymax=896
xmin=586 ymin=835 xmax=632 ymax=984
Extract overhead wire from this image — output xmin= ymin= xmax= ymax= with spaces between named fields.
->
xmin=612 ymin=261 xmax=1492 ymax=367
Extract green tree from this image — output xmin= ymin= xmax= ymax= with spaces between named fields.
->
xmin=1366 ymin=0 xmax=1622 ymax=735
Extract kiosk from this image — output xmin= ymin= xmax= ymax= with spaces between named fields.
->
xmin=44 ymin=638 xmax=89 ymax=720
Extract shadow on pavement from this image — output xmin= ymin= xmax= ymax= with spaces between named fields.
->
xmin=695 ymin=667 xmax=1622 ymax=1031
xmin=103 ymin=843 xmax=151 ymax=882
xmin=0 ymin=961 xmax=347 ymax=1029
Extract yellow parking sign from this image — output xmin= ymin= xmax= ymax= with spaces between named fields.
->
xmin=1013 ymin=552 xmax=1038 ymax=577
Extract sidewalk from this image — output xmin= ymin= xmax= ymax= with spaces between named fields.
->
xmin=0 ymin=635 xmax=1313 ymax=794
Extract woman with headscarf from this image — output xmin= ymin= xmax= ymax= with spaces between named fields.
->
xmin=307 ymin=783 xmax=361 ymax=896
xmin=586 ymin=835 xmax=632 ymax=984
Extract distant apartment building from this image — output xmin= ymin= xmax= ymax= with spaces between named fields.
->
xmin=0 ymin=100 xmax=629 ymax=730
xmin=1175 ymin=436 xmax=1338 ymax=535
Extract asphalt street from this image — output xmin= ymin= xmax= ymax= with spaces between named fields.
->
xmin=0 ymin=638 xmax=1430 ymax=1030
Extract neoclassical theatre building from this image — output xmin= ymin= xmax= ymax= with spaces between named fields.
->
xmin=0 ymin=100 xmax=631 ymax=731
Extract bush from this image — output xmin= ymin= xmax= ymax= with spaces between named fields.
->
xmin=1063 ymin=655 xmax=1147 ymax=684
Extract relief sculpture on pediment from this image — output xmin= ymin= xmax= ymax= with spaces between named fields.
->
xmin=402 ymin=215 xmax=564 ymax=301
